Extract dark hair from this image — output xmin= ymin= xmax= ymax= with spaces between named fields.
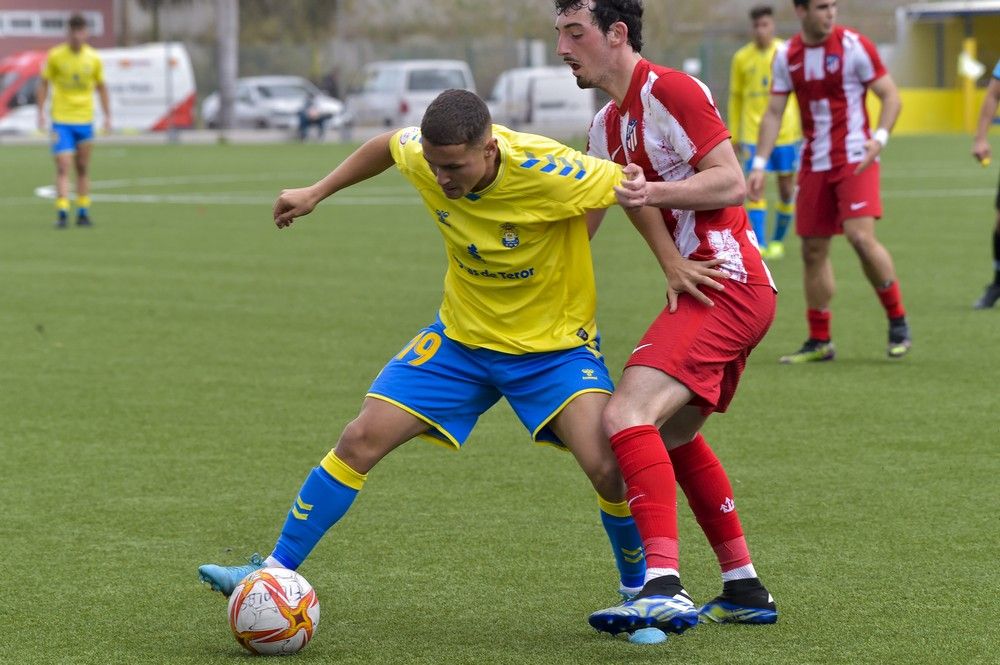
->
xmin=420 ymin=89 xmax=491 ymax=146
xmin=750 ymin=5 xmax=773 ymax=20
xmin=68 ymin=14 xmax=87 ymax=30
xmin=554 ymin=0 xmax=643 ymax=53
xmin=792 ymin=0 xmax=810 ymax=8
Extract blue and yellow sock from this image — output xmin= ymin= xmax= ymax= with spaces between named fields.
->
xmin=56 ymin=197 xmax=70 ymax=222
xmin=76 ymin=195 xmax=91 ymax=219
xmin=774 ymin=198 xmax=794 ymax=243
xmin=270 ymin=450 xmax=367 ymax=569
xmin=746 ymin=199 xmax=768 ymax=250
xmin=598 ymin=495 xmax=646 ymax=591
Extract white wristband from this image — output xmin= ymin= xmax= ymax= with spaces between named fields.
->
xmin=751 ymin=155 xmax=768 ymax=171
xmin=873 ymin=128 xmax=889 ymax=147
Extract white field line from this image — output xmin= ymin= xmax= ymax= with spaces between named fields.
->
xmin=15 ymin=172 xmax=997 ymax=207
xmin=30 ymin=174 xmax=418 ymax=206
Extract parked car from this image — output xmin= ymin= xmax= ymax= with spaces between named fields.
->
xmin=201 ymin=76 xmax=348 ymax=130
xmin=0 ymin=42 xmax=196 ymax=134
xmin=346 ymin=59 xmax=475 ymax=127
xmin=487 ymin=66 xmax=596 ymax=129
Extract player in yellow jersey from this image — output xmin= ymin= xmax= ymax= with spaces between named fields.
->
xmin=729 ymin=5 xmax=801 ymax=259
xmin=199 ymin=91 xmax=720 ymax=641
xmin=36 ymin=14 xmax=111 ymax=229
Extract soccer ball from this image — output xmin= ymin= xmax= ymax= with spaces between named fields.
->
xmin=227 ymin=567 xmax=320 ymax=655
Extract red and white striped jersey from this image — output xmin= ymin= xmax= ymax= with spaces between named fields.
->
xmin=588 ymin=59 xmax=774 ymax=288
xmin=771 ymin=26 xmax=887 ymax=172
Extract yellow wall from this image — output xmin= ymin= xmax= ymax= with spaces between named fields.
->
xmin=866 ymin=88 xmax=996 ymax=135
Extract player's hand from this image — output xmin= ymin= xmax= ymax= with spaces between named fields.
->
xmin=274 ymin=186 xmax=319 ymax=229
xmin=972 ymin=138 xmax=992 ymax=166
xmin=854 ymin=138 xmax=881 ymax=174
xmin=102 ymin=118 xmax=112 ymax=135
xmin=614 ymin=163 xmax=649 ymax=208
xmin=37 ymin=111 xmax=46 ymax=133
xmin=746 ymin=168 xmax=766 ymax=201
xmin=663 ymin=257 xmax=728 ymax=312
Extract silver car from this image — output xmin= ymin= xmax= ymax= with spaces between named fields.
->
xmin=201 ymin=75 xmax=348 ymax=129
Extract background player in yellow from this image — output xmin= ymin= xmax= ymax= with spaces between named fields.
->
xmin=198 ymin=91 xmax=717 ymax=643
xmin=37 ymin=14 xmax=111 ymax=229
xmin=729 ymin=4 xmax=801 ymax=259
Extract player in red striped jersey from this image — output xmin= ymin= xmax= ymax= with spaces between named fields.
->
xmin=749 ymin=0 xmax=912 ymax=361
xmin=555 ymin=0 xmax=778 ymax=640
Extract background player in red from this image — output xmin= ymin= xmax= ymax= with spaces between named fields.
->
xmin=555 ymin=0 xmax=778 ymax=639
xmin=749 ymin=0 xmax=911 ymax=362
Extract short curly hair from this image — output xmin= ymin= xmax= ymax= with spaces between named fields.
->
xmin=554 ymin=0 xmax=643 ymax=53
xmin=421 ymin=89 xmax=491 ymax=146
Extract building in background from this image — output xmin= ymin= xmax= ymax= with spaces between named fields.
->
xmin=0 ymin=1 xmax=115 ymax=57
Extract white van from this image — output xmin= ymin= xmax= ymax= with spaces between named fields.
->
xmin=487 ymin=66 xmax=595 ymax=131
xmin=346 ymin=59 xmax=475 ymax=127
xmin=0 ymin=42 xmax=196 ymax=134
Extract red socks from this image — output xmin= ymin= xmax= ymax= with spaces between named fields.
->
xmin=876 ymin=281 xmax=906 ymax=320
xmin=669 ymin=434 xmax=752 ymax=573
xmin=807 ymin=308 xmax=831 ymax=341
xmin=609 ymin=425 xmax=678 ymax=572
xmin=808 ymin=281 xmax=905 ymax=342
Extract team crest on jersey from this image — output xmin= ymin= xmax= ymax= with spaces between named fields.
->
xmin=499 ymin=223 xmax=519 ymax=248
xmin=625 ymin=119 xmax=639 ymax=153
xmin=825 ymin=54 xmax=841 ymax=74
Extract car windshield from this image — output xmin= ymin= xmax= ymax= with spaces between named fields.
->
xmin=257 ymin=83 xmax=311 ymax=100
xmin=362 ymin=68 xmax=403 ymax=93
xmin=407 ymin=69 xmax=467 ymax=91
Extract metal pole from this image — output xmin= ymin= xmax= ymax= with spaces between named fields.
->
xmin=165 ymin=41 xmax=177 ymax=143
xmin=215 ymin=0 xmax=239 ymax=141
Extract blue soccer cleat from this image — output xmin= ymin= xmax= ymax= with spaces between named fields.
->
xmin=590 ymin=577 xmax=699 ymax=637
xmin=698 ymin=578 xmax=778 ymax=625
xmin=617 ymin=587 xmax=668 ymax=645
xmin=198 ymin=553 xmax=266 ymax=597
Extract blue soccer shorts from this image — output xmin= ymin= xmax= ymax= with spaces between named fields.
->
xmin=742 ymin=141 xmax=802 ymax=175
xmin=51 ymin=122 xmax=94 ymax=154
xmin=367 ymin=318 xmax=614 ymax=449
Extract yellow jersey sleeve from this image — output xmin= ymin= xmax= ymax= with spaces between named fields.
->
xmin=385 ymin=125 xmax=620 ymax=354
xmin=42 ymin=44 xmax=103 ymax=125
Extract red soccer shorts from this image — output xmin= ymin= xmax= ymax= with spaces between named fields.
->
xmin=625 ymin=281 xmax=776 ymax=415
xmin=796 ymin=162 xmax=882 ymax=237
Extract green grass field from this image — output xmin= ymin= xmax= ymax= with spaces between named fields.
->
xmin=1 ymin=135 xmax=997 ymax=664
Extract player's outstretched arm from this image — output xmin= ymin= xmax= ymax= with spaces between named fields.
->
xmin=614 ymin=143 xmax=745 ymax=211
xmin=274 ymin=131 xmax=396 ymax=228
xmin=748 ymin=93 xmax=787 ymax=199
xmin=972 ymin=77 xmax=1000 ymax=166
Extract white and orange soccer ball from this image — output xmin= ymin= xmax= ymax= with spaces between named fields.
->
xmin=227 ymin=567 xmax=320 ymax=655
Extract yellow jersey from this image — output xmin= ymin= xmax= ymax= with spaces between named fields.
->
xmin=42 ymin=43 xmax=104 ymax=124
xmin=728 ymin=39 xmax=801 ymax=146
xmin=389 ymin=124 xmax=623 ymax=354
